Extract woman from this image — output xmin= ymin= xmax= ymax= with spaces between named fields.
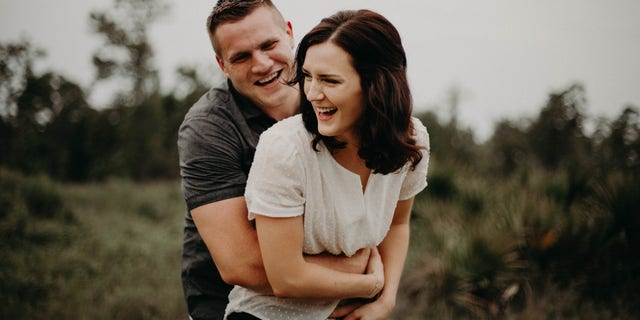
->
xmin=225 ymin=9 xmax=430 ymax=320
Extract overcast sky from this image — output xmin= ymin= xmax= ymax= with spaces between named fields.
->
xmin=2 ymin=0 xmax=639 ymax=141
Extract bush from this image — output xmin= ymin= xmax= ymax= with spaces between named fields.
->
xmin=0 ymin=168 xmax=78 ymax=318
xmin=395 ymin=167 xmax=640 ymax=319
xmin=0 ymin=168 xmax=73 ymax=239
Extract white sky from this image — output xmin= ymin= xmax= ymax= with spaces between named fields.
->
xmin=1 ymin=0 xmax=639 ymax=141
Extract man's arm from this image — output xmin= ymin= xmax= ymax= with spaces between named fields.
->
xmin=191 ymin=196 xmax=270 ymax=292
xmin=192 ymin=196 xmax=370 ymax=293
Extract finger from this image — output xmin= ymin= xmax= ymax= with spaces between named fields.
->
xmin=329 ymin=304 xmax=360 ymax=318
xmin=343 ymin=311 xmax=361 ymax=320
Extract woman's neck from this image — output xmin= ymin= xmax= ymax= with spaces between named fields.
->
xmin=332 ymin=145 xmax=371 ymax=193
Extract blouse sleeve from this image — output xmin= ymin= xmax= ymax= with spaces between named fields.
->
xmin=399 ymin=118 xmax=430 ymax=200
xmin=245 ymin=125 xmax=306 ymax=220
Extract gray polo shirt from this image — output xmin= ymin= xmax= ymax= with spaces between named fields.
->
xmin=178 ymin=80 xmax=276 ymax=320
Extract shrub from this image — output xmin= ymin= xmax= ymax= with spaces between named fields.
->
xmin=0 ymin=168 xmax=77 ymax=318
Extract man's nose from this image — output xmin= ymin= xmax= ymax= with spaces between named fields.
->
xmin=252 ymin=52 xmax=273 ymax=74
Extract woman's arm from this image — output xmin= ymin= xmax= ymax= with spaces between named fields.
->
xmin=255 ymin=213 xmax=383 ymax=299
xmin=343 ymin=197 xmax=414 ymax=320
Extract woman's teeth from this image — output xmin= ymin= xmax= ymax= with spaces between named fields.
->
xmin=318 ymin=107 xmax=338 ymax=115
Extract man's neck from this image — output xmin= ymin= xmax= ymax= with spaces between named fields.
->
xmin=264 ymin=103 xmax=298 ymax=121
xmin=261 ymin=91 xmax=300 ymax=121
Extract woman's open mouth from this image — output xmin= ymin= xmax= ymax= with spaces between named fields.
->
xmin=317 ymin=107 xmax=338 ymax=118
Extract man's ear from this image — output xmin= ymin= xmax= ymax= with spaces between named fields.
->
xmin=286 ymin=21 xmax=294 ymax=49
xmin=216 ymin=55 xmax=230 ymax=77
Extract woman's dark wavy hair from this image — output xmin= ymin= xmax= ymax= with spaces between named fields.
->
xmin=291 ymin=9 xmax=423 ymax=174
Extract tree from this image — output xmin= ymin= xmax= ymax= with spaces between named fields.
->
xmin=527 ymin=84 xmax=591 ymax=171
xmin=89 ymin=0 xmax=168 ymax=107
xmin=487 ymin=119 xmax=529 ymax=176
xmin=0 ymin=40 xmax=44 ymax=120
xmin=597 ymin=106 xmax=640 ymax=174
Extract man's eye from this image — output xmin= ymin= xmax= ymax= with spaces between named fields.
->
xmin=263 ymin=41 xmax=278 ymax=50
xmin=231 ymin=55 xmax=249 ymax=63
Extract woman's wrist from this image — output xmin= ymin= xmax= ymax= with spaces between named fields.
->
xmin=377 ymin=291 xmax=396 ymax=308
xmin=367 ymin=274 xmax=383 ymax=299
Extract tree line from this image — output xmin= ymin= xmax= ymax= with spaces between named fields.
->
xmin=1 ymin=0 xmax=638 ymax=183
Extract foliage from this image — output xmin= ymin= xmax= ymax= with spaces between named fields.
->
xmin=0 ymin=170 xmax=186 ymax=319
xmin=0 ymin=0 xmax=212 ymax=181
xmin=397 ymin=83 xmax=640 ymax=318
xmin=90 ymin=0 xmax=169 ymax=106
xmin=0 ymin=169 xmax=76 ymax=318
xmin=1 ymin=0 xmax=639 ymax=317
xmin=395 ymin=163 xmax=640 ymax=319
xmin=527 ymin=84 xmax=591 ymax=171
xmin=0 ymin=39 xmax=44 ymax=118
xmin=593 ymin=106 xmax=640 ymax=174
xmin=415 ymin=110 xmax=478 ymax=167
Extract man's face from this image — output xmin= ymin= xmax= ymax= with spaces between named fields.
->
xmin=214 ymin=6 xmax=296 ymax=111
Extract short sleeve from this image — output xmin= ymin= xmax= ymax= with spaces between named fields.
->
xmin=245 ymin=126 xmax=306 ymax=220
xmin=399 ymin=118 xmax=430 ymax=200
xmin=178 ymin=115 xmax=247 ymax=210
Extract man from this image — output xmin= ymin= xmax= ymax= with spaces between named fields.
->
xmin=178 ymin=1 xmax=369 ymax=319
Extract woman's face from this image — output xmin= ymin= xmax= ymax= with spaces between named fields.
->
xmin=302 ymin=41 xmax=364 ymax=146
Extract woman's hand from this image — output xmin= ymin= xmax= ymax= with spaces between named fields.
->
xmin=342 ymin=296 xmax=395 ymax=320
xmin=365 ymin=247 xmax=384 ymax=298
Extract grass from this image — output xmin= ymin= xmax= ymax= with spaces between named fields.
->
xmin=1 ymin=172 xmax=187 ymax=319
xmin=395 ymin=164 xmax=640 ymax=319
xmin=58 ymin=179 xmax=187 ymax=319
xmin=2 ymin=166 xmax=639 ymax=319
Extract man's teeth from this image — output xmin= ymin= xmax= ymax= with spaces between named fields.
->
xmin=258 ymin=72 xmax=278 ymax=84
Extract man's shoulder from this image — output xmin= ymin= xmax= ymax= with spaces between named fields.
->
xmin=178 ymin=83 xmax=244 ymax=148
xmin=184 ymin=82 xmax=236 ymax=120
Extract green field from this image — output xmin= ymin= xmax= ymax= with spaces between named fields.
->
xmin=1 ymin=172 xmax=186 ymax=319
xmin=1 ymin=166 xmax=638 ymax=319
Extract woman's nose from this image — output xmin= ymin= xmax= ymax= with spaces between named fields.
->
xmin=306 ymin=81 xmax=324 ymax=101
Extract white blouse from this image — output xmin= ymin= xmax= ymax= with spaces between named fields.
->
xmin=225 ymin=114 xmax=430 ymax=320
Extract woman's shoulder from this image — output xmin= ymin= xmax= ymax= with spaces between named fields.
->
xmin=410 ymin=116 xmax=429 ymax=147
xmin=258 ymin=114 xmax=312 ymax=148
xmin=263 ymin=114 xmax=305 ymax=136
